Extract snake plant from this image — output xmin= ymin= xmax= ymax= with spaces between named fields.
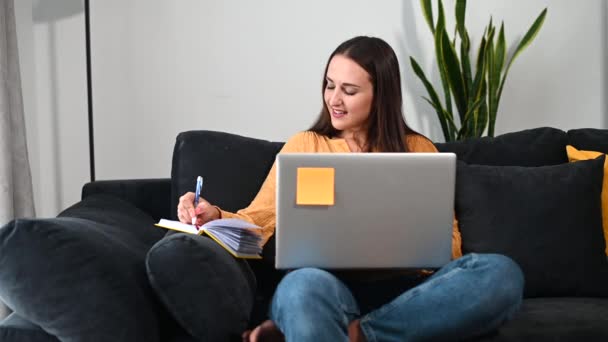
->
xmin=410 ymin=0 xmax=547 ymax=141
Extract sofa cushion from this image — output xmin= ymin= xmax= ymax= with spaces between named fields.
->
xmin=567 ymin=145 xmax=608 ymax=255
xmin=455 ymin=156 xmax=608 ymax=297
xmin=480 ymin=298 xmax=608 ymax=341
xmin=146 ymin=233 xmax=256 ymax=341
xmin=170 ymin=130 xmax=283 ymax=216
xmin=0 ymin=313 xmax=58 ymax=342
xmin=568 ymin=128 xmax=608 ymax=153
xmin=0 ymin=194 xmax=167 ymax=342
xmin=436 ymin=127 xmax=568 ymax=166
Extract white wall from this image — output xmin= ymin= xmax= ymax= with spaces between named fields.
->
xmin=14 ymin=0 xmax=89 ymax=218
xmin=14 ymin=0 xmax=608 ymax=217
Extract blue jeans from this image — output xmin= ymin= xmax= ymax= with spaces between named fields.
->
xmin=269 ymin=253 xmax=524 ymax=342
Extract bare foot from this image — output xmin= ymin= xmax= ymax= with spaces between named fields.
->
xmin=242 ymin=320 xmax=285 ymax=342
xmin=348 ymin=319 xmax=367 ymax=342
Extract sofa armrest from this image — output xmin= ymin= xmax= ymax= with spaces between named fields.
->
xmin=81 ymin=178 xmax=172 ymax=221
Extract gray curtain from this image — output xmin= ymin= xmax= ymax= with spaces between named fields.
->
xmin=0 ymin=0 xmax=36 ymax=319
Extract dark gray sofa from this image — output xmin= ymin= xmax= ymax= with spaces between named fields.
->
xmin=1 ymin=127 xmax=608 ymax=341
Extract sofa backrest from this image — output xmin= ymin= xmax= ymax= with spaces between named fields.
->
xmin=170 ymin=130 xmax=283 ymax=219
xmin=170 ymin=127 xmax=608 ymax=216
xmin=568 ymin=128 xmax=608 ymax=153
xmin=436 ymin=127 xmax=569 ymax=166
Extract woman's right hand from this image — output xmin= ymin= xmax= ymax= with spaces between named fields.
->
xmin=177 ymin=192 xmax=221 ymax=226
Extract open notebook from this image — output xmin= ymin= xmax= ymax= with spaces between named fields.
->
xmin=156 ymin=218 xmax=263 ymax=259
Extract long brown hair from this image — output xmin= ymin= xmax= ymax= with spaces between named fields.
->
xmin=309 ymin=36 xmax=420 ymax=152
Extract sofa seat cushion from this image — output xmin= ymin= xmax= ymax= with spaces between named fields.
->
xmin=481 ymin=298 xmax=608 ymax=341
xmin=436 ymin=127 xmax=568 ymax=166
xmin=0 ymin=194 xmax=167 ymax=342
xmin=0 ymin=313 xmax=58 ymax=342
xmin=456 ymin=156 xmax=608 ymax=297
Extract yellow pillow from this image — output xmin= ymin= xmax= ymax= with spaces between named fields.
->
xmin=566 ymin=145 xmax=608 ymax=255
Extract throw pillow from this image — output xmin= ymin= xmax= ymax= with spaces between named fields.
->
xmin=566 ymin=145 xmax=608 ymax=255
xmin=146 ymin=233 xmax=256 ymax=341
xmin=456 ymin=156 xmax=608 ymax=297
xmin=436 ymin=127 xmax=568 ymax=166
xmin=0 ymin=194 xmax=167 ymax=342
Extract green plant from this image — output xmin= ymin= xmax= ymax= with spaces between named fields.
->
xmin=410 ymin=0 xmax=547 ymax=141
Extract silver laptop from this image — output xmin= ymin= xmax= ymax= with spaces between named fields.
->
xmin=275 ymin=153 xmax=456 ymax=269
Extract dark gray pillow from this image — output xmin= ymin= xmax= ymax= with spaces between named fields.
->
xmin=436 ymin=127 xmax=568 ymax=166
xmin=456 ymin=156 xmax=608 ymax=297
xmin=568 ymin=128 xmax=608 ymax=153
xmin=0 ymin=313 xmax=58 ymax=342
xmin=146 ymin=233 xmax=256 ymax=341
xmin=0 ymin=195 xmax=167 ymax=342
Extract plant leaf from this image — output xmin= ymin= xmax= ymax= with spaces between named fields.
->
xmin=467 ymin=35 xmax=488 ymax=141
xmin=494 ymin=22 xmax=506 ymax=82
xmin=486 ymin=28 xmax=499 ymax=138
xmin=422 ymin=97 xmax=454 ymax=141
xmin=471 ymin=37 xmax=488 ymax=137
xmin=455 ymin=0 xmax=467 ymax=46
xmin=488 ymin=16 xmax=494 ymax=35
xmin=461 ymin=28 xmax=472 ymax=101
xmin=476 ymin=80 xmax=489 ymax=137
xmin=503 ymin=8 xmax=547 ymax=79
xmin=442 ymin=108 xmax=459 ymax=140
xmin=459 ymin=96 xmax=484 ymax=139
xmin=436 ymin=0 xmax=446 ymax=29
xmin=420 ymin=0 xmax=435 ymax=34
xmin=477 ymin=92 xmax=489 ymax=137
xmin=441 ymin=30 xmax=467 ymax=125
xmin=486 ymin=23 xmax=495 ymax=47
xmin=470 ymin=34 xmax=487 ymax=102
xmin=424 ymin=97 xmax=458 ymax=141
xmin=411 ymin=57 xmax=452 ymax=141
xmin=434 ymin=1 xmax=453 ymax=115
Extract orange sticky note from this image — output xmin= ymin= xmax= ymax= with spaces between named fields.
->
xmin=296 ymin=167 xmax=335 ymax=205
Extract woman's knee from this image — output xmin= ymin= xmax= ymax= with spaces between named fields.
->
xmin=474 ymin=254 xmax=524 ymax=309
xmin=481 ymin=254 xmax=523 ymax=284
xmin=278 ymin=268 xmax=338 ymax=294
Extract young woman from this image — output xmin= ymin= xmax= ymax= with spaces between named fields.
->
xmin=177 ymin=36 xmax=524 ymax=342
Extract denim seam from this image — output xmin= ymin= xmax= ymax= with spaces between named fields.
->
xmin=338 ymin=289 xmax=360 ymax=318
xmin=336 ymin=277 xmax=360 ymax=325
xmin=359 ymin=266 xmax=463 ymax=340
xmin=359 ymin=321 xmax=377 ymax=342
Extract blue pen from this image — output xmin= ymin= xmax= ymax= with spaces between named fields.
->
xmin=192 ymin=176 xmax=203 ymax=225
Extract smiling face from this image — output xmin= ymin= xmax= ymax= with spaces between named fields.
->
xmin=324 ymin=54 xmax=374 ymax=139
